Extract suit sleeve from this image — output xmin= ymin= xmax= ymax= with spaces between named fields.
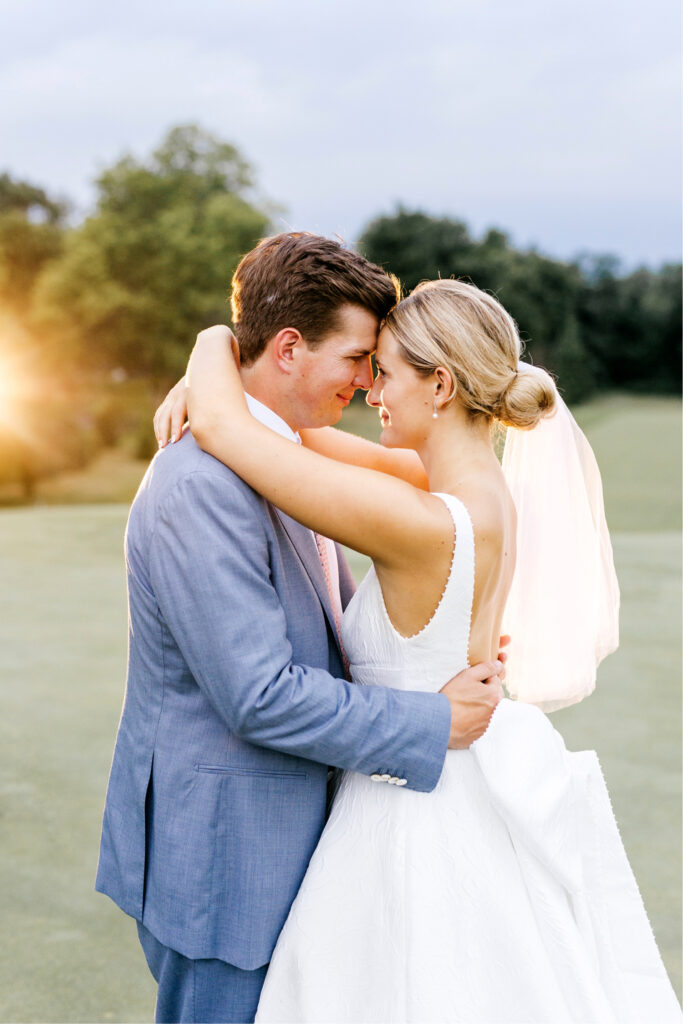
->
xmin=148 ymin=469 xmax=451 ymax=793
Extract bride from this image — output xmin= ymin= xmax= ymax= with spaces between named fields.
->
xmin=162 ymin=279 xmax=680 ymax=1022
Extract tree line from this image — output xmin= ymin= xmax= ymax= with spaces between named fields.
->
xmin=359 ymin=211 xmax=681 ymax=404
xmin=0 ymin=124 xmax=680 ymax=499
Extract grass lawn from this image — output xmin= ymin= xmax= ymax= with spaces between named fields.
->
xmin=0 ymin=394 xmax=680 ymax=1021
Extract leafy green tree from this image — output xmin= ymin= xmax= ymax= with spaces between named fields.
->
xmin=359 ymin=207 xmax=474 ymax=293
xmin=648 ymin=264 xmax=682 ymax=391
xmin=359 ymin=206 xmax=681 ymax=399
xmin=0 ymin=392 xmax=98 ymax=502
xmin=549 ymin=313 xmax=597 ymax=404
xmin=34 ymin=124 xmax=271 ymax=381
xmin=0 ymin=173 xmax=65 ymax=221
xmin=0 ymin=173 xmax=67 ymax=311
xmin=576 ymin=261 xmax=682 ymax=394
xmin=0 ymin=313 xmax=98 ymax=502
xmin=612 ymin=266 xmax=682 ymax=392
xmin=360 ymin=208 xmax=585 ymax=382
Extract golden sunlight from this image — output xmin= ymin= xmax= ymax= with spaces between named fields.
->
xmin=0 ymin=363 xmax=20 ymax=421
xmin=0 ymin=313 xmax=39 ymax=430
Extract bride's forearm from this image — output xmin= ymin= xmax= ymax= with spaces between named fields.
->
xmin=187 ymin=326 xmax=250 ymax=445
xmin=184 ymin=327 xmax=442 ymax=565
xmin=186 ymin=327 xmax=429 ymax=494
xmin=300 ymin=427 xmax=429 ymax=490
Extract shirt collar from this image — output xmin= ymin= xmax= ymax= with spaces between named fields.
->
xmin=245 ymin=393 xmax=301 ymax=445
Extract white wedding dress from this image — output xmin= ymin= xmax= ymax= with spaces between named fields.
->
xmin=256 ymin=494 xmax=681 ymax=1023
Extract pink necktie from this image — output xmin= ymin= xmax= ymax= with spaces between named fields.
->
xmin=314 ymin=533 xmax=351 ymax=680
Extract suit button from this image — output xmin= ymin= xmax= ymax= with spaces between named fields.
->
xmin=380 ymin=774 xmax=391 ymax=782
xmin=370 ymin=774 xmax=383 ymax=782
xmin=396 ymin=778 xmax=407 ymax=786
xmin=388 ymin=777 xmax=399 ymax=785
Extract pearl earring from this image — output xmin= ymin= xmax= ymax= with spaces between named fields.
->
xmin=432 ymin=398 xmax=438 ymax=419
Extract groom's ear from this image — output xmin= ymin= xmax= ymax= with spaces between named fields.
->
xmin=271 ymin=327 xmax=305 ymax=375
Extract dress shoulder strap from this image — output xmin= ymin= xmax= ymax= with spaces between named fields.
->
xmin=431 ymin=492 xmax=475 ymax=571
xmin=428 ymin=492 xmax=476 ymax=652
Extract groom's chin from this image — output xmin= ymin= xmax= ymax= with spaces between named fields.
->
xmin=302 ymin=410 xmax=344 ymax=430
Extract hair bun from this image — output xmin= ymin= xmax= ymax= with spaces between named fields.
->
xmin=496 ymin=363 xmax=557 ymax=430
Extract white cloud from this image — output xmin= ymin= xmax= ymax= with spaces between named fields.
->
xmin=0 ymin=0 xmax=679 ymax=264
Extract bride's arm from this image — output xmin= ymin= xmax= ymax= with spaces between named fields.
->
xmin=299 ymin=427 xmax=429 ymax=490
xmin=187 ymin=326 xmax=447 ymax=566
xmin=154 ymin=377 xmax=429 ymax=489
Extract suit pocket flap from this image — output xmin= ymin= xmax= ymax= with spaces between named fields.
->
xmin=194 ymin=764 xmax=307 ymax=779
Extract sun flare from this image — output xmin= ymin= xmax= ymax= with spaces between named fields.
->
xmin=0 ymin=314 xmax=41 ymax=431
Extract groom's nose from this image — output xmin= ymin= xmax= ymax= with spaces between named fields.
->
xmin=352 ymin=354 xmax=374 ymax=391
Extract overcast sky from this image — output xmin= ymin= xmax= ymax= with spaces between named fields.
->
xmin=2 ymin=0 xmax=680 ymax=268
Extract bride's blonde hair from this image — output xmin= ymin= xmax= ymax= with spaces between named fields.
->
xmin=385 ymin=279 xmax=556 ymax=429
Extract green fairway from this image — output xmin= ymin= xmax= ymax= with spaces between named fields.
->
xmin=572 ymin=394 xmax=682 ymax=532
xmin=0 ymin=395 xmax=681 ymax=1021
xmin=0 ymin=505 xmax=157 ymax=1023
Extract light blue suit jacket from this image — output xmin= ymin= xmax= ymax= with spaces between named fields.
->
xmin=96 ymin=432 xmax=451 ymax=969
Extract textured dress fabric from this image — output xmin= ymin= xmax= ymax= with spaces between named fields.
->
xmin=255 ymin=493 xmax=682 ymax=1023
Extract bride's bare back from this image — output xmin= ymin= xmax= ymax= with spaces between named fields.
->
xmin=375 ymin=467 xmax=516 ymax=665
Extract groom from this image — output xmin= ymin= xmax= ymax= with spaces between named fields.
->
xmin=96 ymin=232 xmax=503 ymax=1024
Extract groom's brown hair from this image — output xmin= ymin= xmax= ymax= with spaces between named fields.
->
xmin=230 ymin=232 xmax=400 ymax=366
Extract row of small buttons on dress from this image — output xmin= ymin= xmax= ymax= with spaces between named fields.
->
xmin=370 ymin=773 xmax=407 ymax=786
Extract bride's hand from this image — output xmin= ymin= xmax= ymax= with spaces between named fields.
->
xmin=154 ymin=377 xmax=189 ymax=448
xmin=154 ymin=326 xmax=239 ymax=448
xmin=186 ymin=325 xmax=246 ymax=441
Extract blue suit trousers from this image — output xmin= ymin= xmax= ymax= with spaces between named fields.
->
xmin=137 ymin=922 xmax=268 ymax=1023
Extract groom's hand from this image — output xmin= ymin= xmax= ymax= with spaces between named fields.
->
xmin=440 ymin=661 xmax=503 ymax=749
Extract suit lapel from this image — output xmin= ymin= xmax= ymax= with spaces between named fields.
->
xmin=274 ymin=509 xmax=343 ymax=657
